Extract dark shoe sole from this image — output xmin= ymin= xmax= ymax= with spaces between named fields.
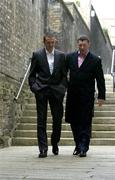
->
xmin=38 ymin=153 xmax=47 ymax=158
xmin=79 ymin=152 xmax=87 ymax=157
xmin=52 ymin=146 xmax=59 ymax=155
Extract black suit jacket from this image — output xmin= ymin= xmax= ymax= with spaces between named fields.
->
xmin=65 ymin=51 xmax=106 ymax=123
xmin=66 ymin=51 xmax=106 ymax=100
xmin=28 ymin=48 xmax=67 ymax=96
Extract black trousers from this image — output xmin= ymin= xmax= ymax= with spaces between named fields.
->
xmin=70 ymin=105 xmax=93 ymax=153
xmin=35 ymin=89 xmax=64 ymax=152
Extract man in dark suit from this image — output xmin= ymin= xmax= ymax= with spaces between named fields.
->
xmin=65 ymin=35 xmax=105 ymax=157
xmin=28 ymin=33 xmax=67 ymax=158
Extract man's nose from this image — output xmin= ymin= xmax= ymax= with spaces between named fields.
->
xmin=81 ymin=45 xmax=84 ymax=49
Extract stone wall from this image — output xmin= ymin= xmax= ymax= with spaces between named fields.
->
xmin=90 ymin=6 xmax=113 ymax=73
xmin=66 ymin=2 xmax=90 ymax=51
xmin=47 ymin=0 xmax=74 ymax=52
xmin=0 ymin=0 xmax=46 ymax=146
xmin=47 ymin=1 xmax=90 ymax=52
xmin=48 ymin=1 xmax=112 ymax=73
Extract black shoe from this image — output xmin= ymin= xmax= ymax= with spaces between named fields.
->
xmin=39 ymin=151 xmax=47 ymax=158
xmin=79 ymin=151 xmax=87 ymax=157
xmin=73 ymin=148 xmax=80 ymax=155
xmin=52 ymin=145 xmax=59 ymax=155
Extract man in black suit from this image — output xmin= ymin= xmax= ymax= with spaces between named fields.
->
xmin=65 ymin=35 xmax=105 ymax=157
xmin=28 ymin=33 xmax=67 ymax=158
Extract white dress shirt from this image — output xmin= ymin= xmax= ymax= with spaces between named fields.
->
xmin=46 ymin=48 xmax=54 ymax=74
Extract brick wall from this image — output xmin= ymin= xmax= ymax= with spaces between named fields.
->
xmin=0 ymin=0 xmax=46 ymax=146
xmin=47 ymin=1 xmax=90 ymax=52
xmin=47 ymin=0 xmax=74 ymax=52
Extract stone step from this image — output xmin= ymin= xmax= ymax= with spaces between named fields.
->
xmin=26 ymin=104 xmax=115 ymax=110
xmin=23 ymin=110 xmax=115 ymax=117
xmin=94 ymin=104 xmax=115 ymax=110
xmin=28 ymin=92 xmax=115 ymax=100
xmin=105 ymin=81 xmax=113 ymax=85
xmin=21 ymin=116 xmax=115 ymax=123
xmin=12 ymin=137 xmax=115 ymax=146
xmin=104 ymin=74 xmax=113 ymax=79
xmin=105 ymin=86 xmax=113 ymax=89
xmin=17 ymin=123 xmax=115 ymax=131
xmin=27 ymin=98 xmax=115 ymax=105
xmin=13 ymin=74 xmax=115 ymax=146
xmin=14 ymin=130 xmax=115 ymax=138
xmin=94 ymin=111 xmax=115 ymax=117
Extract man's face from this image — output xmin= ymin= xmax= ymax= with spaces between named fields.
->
xmin=44 ymin=36 xmax=56 ymax=53
xmin=78 ymin=40 xmax=90 ymax=56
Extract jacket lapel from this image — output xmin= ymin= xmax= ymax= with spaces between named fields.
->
xmin=53 ymin=50 xmax=59 ymax=73
xmin=72 ymin=52 xmax=79 ymax=70
xmin=41 ymin=48 xmax=51 ymax=74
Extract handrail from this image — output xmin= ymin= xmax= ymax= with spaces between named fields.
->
xmin=111 ymin=49 xmax=115 ymax=91
xmin=111 ymin=49 xmax=115 ymax=75
xmin=14 ymin=58 xmax=31 ymax=100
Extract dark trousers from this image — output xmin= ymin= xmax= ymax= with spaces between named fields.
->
xmin=35 ymin=89 xmax=64 ymax=152
xmin=70 ymin=111 xmax=92 ymax=153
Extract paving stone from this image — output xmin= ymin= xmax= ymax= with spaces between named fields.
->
xmin=0 ymin=146 xmax=115 ymax=180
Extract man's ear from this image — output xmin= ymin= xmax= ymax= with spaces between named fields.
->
xmin=88 ymin=42 xmax=91 ymax=48
xmin=55 ymin=39 xmax=58 ymax=44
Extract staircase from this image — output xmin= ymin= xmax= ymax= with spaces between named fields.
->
xmin=12 ymin=74 xmax=115 ymax=146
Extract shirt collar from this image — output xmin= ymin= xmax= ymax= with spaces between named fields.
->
xmin=78 ymin=50 xmax=89 ymax=58
xmin=45 ymin=48 xmax=55 ymax=55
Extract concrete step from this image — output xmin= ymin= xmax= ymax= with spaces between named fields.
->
xmin=104 ymin=74 xmax=113 ymax=79
xmin=23 ymin=110 xmax=115 ymax=117
xmin=14 ymin=130 xmax=115 ymax=138
xmin=12 ymin=74 xmax=115 ymax=146
xmin=17 ymin=123 xmax=115 ymax=131
xmin=26 ymin=104 xmax=115 ymax=111
xmin=21 ymin=116 xmax=115 ymax=123
xmin=105 ymin=81 xmax=113 ymax=85
xmin=12 ymin=137 xmax=115 ymax=146
xmin=94 ymin=111 xmax=115 ymax=117
xmin=94 ymin=104 xmax=115 ymax=110
xmin=27 ymin=95 xmax=115 ymax=104
xmin=27 ymin=99 xmax=115 ymax=105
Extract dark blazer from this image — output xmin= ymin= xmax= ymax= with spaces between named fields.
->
xmin=66 ymin=51 xmax=105 ymax=99
xmin=28 ymin=48 xmax=67 ymax=96
xmin=65 ymin=51 xmax=106 ymax=123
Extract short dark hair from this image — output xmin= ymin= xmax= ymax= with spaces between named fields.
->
xmin=43 ymin=33 xmax=55 ymax=42
xmin=77 ymin=35 xmax=90 ymax=42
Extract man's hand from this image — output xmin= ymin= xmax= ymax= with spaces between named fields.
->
xmin=98 ymin=99 xmax=105 ymax=107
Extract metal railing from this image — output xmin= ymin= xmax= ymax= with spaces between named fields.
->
xmin=111 ymin=49 xmax=115 ymax=91
xmin=14 ymin=58 xmax=31 ymax=100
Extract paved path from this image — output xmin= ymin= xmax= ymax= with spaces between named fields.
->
xmin=0 ymin=146 xmax=115 ymax=180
